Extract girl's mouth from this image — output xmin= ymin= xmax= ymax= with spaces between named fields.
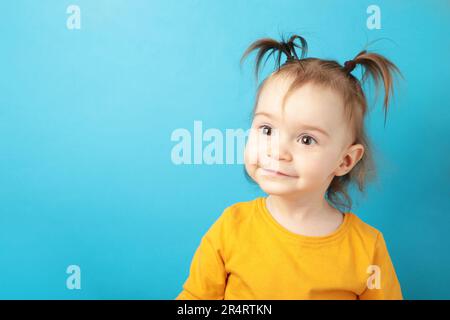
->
xmin=259 ymin=168 xmax=297 ymax=178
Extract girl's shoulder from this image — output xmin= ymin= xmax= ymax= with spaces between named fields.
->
xmin=346 ymin=211 xmax=384 ymax=244
xmin=201 ymin=197 xmax=261 ymax=252
xmin=217 ymin=196 xmax=262 ymax=226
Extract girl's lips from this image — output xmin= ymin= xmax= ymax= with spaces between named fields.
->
xmin=259 ymin=168 xmax=297 ymax=178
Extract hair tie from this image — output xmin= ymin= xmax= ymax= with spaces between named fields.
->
xmin=281 ymin=35 xmax=308 ymax=65
xmin=285 ymin=56 xmax=297 ymax=64
xmin=343 ymin=59 xmax=357 ymax=73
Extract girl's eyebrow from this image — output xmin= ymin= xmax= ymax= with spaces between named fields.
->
xmin=254 ymin=111 xmax=330 ymax=138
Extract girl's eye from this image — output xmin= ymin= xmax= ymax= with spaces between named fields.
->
xmin=258 ymin=125 xmax=272 ymax=136
xmin=257 ymin=126 xmax=317 ymax=146
xmin=298 ymin=135 xmax=317 ymax=146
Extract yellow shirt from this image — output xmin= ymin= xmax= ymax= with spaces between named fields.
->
xmin=176 ymin=197 xmax=403 ymax=300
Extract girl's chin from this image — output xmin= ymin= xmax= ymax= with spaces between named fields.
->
xmin=257 ymin=179 xmax=299 ymax=194
xmin=259 ymin=187 xmax=299 ymax=198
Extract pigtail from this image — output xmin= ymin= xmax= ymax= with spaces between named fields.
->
xmin=240 ymin=34 xmax=308 ymax=83
xmin=344 ymin=50 xmax=404 ymax=126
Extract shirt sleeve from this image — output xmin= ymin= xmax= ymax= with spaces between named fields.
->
xmin=175 ymin=211 xmax=229 ymax=300
xmin=358 ymin=231 xmax=403 ymax=300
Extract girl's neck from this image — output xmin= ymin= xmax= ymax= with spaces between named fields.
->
xmin=266 ymin=193 xmax=341 ymax=224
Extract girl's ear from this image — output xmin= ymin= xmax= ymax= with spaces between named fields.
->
xmin=334 ymin=144 xmax=365 ymax=177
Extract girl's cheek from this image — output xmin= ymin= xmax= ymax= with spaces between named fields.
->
xmin=245 ymin=128 xmax=270 ymax=167
xmin=295 ymin=154 xmax=330 ymax=176
xmin=244 ymin=135 xmax=259 ymax=166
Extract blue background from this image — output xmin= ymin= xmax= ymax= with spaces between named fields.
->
xmin=0 ymin=0 xmax=449 ymax=299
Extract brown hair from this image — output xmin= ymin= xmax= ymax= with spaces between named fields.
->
xmin=241 ymin=33 xmax=403 ymax=212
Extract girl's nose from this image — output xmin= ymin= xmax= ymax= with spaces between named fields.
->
xmin=267 ymin=134 xmax=292 ymax=162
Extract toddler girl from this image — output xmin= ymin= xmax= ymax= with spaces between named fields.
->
xmin=176 ymin=34 xmax=403 ymax=300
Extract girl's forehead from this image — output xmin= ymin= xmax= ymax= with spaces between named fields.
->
xmin=256 ymin=79 xmax=346 ymax=129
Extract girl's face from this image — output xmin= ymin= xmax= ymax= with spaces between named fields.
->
xmin=244 ymin=77 xmax=362 ymax=197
